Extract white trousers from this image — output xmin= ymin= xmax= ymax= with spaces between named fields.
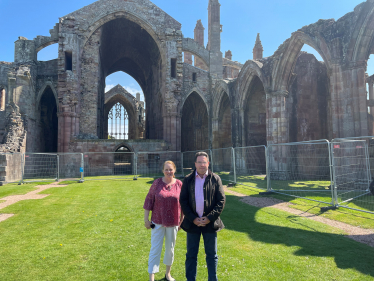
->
xmin=148 ymin=223 xmax=178 ymax=274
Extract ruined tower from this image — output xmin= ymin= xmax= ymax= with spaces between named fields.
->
xmin=207 ymin=0 xmax=223 ymax=78
xmin=253 ymin=33 xmax=263 ymax=60
xmin=225 ymin=50 xmax=232 ymax=60
xmin=194 ymin=20 xmax=207 ymax=70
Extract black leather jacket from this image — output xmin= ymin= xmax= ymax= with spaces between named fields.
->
xmin=180 ymin=169 xmax=226 ymax=233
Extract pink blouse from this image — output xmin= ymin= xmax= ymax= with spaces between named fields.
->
xmin=143 ymin=178 xmax=183 ymax=227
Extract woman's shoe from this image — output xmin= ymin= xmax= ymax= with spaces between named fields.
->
xmin=165 ymin=274 xmax=175 ymax=281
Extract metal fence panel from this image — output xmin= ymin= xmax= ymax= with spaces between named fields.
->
xmin=58 ymin=153 xmax=83 ymax=180
xmin=84 ymin=152 xmax=135 ymax=180
xmin=136 ymin=151 xmax=182 ymax=179
xmin=23 ymin=153 xmax=58 ymax=183
xmin=182 ymin=150 xmax=212 ymax=177
xmin=267 ymin=140 xmax=333 ymax=204
xmin=212 ymin=148 xmax=235 ymax=183
xmin=235 ymin=146 xmax=267 ymax=190
xmin=331 ymin=139 xmax=374 ymax=213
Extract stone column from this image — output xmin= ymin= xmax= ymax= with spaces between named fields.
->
xmin=266 ymin=92 xmax=289 ymax=145
xmin=58 ymin=106 xmax=75 ymax=153
xmin=369 ymin=81 xmax=374 ymax=115
xmin=330 ymin=63 xmax=368 ymax=138
xmin=211 ymin=118 xmax=219 ymax=149
xmin=163 ymin=112 xmax=181 ymax=151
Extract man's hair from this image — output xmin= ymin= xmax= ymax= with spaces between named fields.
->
xmin=195 ymin=151 xmax=209 ymax=162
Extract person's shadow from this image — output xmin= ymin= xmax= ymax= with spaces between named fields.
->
xmin=221 ymin=194 xmax=374 ymax=277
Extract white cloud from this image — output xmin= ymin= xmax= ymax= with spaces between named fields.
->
xmin=105 ymin=84 xmax=115 ymax=92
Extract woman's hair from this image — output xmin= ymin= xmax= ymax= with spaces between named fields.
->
xmin=162 ymin=160 xmax=177 ymax=175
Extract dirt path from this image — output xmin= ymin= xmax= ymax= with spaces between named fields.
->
xmin=225 ymin=187 xmax=374 ymax=248
xmin=0 ymin=183 xmax=66 ymax=223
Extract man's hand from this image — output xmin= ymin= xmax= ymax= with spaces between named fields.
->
xmin=199 ymin=217 xmax=210 ymax=226
xmin=193 ymin=217 xmax=201 ymax=226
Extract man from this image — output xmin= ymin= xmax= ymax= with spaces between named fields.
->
xmin=180 ymin=151 xmax=226 ymax=281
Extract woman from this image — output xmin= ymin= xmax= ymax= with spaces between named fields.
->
xmin=143 ymin=160 xmax=183 ymax=281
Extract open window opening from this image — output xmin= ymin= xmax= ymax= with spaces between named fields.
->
xmin=192 ymin=72 xmax=197 ymax=82
xmin=65 ymin=51 xmax=73 ymax=71
xmin=171 ymin=58 xmax=177 ymax=78
xmin=0 ymin=88 xmax=5 ymax=111
xmin=37 ymin=43 xmax=58 ymax=61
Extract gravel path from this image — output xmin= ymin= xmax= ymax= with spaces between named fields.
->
xmin=225 ymin=187 xmax=374 ymax=248
xmin=0 ymin=183 xmax=66 ymax=223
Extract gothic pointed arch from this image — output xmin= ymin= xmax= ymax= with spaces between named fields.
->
xmin=36 ymin=82 xmax=58 ymax=112
xmin=270 ymin=31 xmax=332 ymax=96
xmin=181 ymin=91 xmax=209 ymax=152
xmin=38 ymin=85 xmax=58 ymax=152
xmin=236 ymin=60 xmax=266 ymax=108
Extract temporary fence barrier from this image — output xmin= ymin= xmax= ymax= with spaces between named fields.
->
xmin=83 ymin=152 xmax=135 ymax=180
xmin=22 ymin=153 xmax=59 ymax=183
xmin=181 ymin=149 xmax=212 ymax=177
xmin=329 ymin=136 xmax=374 ymax=179
xmin=58 ymin=153 xmax=84 ymax=181
xmin=211 ymin=147 xmax=236 ymax=184
xmin=267 ymin=140 xmax=333 ymax=205
xmin=331 ymin=139 xmax=374 ymax=214
xmin=234 ymin=146 xmax=267 ymax=190
xmin=136 ymin=151 xmax=182 ymax=179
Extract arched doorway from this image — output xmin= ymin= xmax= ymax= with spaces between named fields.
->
xmin=39 ymin=86 xmax=57 ymax=152
xmin=244 ymin=76 xmax=266 ymax=147
xmin=114 ymin=145 xmax=133 ymax=175
xmin=216 ymin=92 xmax=232 ymax=148
xmin=181 ymin=92 xmax=209 ymax=152
xmin=81 ymin=17 xmax=163 ymax=140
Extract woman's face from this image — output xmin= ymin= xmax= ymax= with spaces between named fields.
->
xmin=163 ymin=163 xmax=175 ymax=178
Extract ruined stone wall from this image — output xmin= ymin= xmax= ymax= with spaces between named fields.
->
xmin=69 ymin=139 xmax=170 ymax=153
xmin=289 ymin=53 xmax=331 ymax=142
xmin=181 ymin=63 xmax=210 ymax=101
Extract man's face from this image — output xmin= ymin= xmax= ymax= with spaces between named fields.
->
xmin=195 ymin=156 xmax=209 ymax=175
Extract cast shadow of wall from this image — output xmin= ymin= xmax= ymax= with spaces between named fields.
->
xmin=221 ymin=195 xmax=374 ymax=277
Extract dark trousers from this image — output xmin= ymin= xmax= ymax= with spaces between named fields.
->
xmin=185 ymin=231 xmax=218 ymax=281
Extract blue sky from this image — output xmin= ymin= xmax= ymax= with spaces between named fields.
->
xmin=0 ymin=0 xmax=369 ymax=99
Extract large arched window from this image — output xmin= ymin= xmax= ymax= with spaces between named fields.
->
xmin=108 ymin=103 xmax=129 ymax=140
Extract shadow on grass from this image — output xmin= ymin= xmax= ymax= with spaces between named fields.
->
xmin=222 ymin=195 xmax=374 ymax=277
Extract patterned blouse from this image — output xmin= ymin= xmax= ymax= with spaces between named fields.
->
xmin=143 ymin=177 xmax=183 ymax=227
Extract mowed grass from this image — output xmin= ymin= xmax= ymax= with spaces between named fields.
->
xmin=0 ymin=182 xmax=51 ymax=198
xmin=231 ymin=176 xmax=374 ymax=229
xmin=0 ymin=179 xmax=373 ymax=280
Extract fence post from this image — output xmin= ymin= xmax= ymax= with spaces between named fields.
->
xmin=364 ymin=142 xmax=371 ymax=190
xmin=134 ymin=153 xmax=138 ymax=180
xmin=56 ymin=154 xmax=60 ymax=182
xmin=330 ymin=142 xmax=339 ymax=206
xmin=18 ymin=153 xmax=25 ymax=185
xmin=210 ymin=149 xmax=214 ymax=173
xmin=79 ymin=153 xmax=84 ymax=183
xmin=181 ymin=152 xmax=184 ymax=178
xmin=232 ymin=147 xmax=236 ymax=184
xmin=266 ymin=145 xmax=271 ymax=192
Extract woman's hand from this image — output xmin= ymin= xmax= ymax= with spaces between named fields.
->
xmin=144 ymin=220 xmax=152 ymax=229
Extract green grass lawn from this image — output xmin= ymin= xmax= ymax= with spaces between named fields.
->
xmin=0 ymin=179 xmax=373 ymax=280
xmin=0 ymin=182 xmax=51 ymax=198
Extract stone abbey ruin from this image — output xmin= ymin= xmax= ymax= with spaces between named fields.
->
xmin=1 ymin=0 xmax=374 ymax=157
